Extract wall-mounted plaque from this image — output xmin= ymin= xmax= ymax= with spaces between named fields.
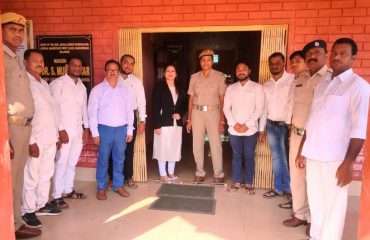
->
xmin=36 ymin=35 xmax=93 ymax=93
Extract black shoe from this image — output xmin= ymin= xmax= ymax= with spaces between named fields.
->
xmin=22 ymin=212 xmax=42 ymax=228
xmin=36 ymin=203 xmax=63 ymax=216
xmin=49 ymin=198 xmax=69 ymax=209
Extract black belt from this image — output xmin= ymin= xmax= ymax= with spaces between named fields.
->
xmin=267 ymin=119 xmax=286 ymax=126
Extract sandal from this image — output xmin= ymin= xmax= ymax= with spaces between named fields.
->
xmin=125 ymin=179 xmax=138 ymax=189
xmin=160 ymin=176 xmax=172 ymax=182
xmin=227 ymin=184 xmax=241 ymax=193
xmin=169 ymin=175 xmax=179 ymax=181
xmin=285 ymin=192 xmax=292 ymax=200
xmin=245 ymin=185 xmax=256 ymax=195
xmin=278 ymin=200 xmax=292 ymax=209
xmin=263 ymin=190 xmax=284 ymax=199
xmin=63 ymin=190 xmax=86 ymax=199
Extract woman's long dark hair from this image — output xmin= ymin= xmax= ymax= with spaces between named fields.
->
xmin=163 ymin=63 xmax=184 ymax=97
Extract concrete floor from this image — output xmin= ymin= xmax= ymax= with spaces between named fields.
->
xmin=33 ymin=138 xmax=359 ymax=240
xmin=32 ymin=181 xmax=358 ymax=240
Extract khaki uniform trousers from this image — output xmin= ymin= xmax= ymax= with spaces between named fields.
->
xmin=289 ymin=131 xmax=310 ymax=222
xmin=9 ymin=124 xmax=31 ymax=230
xmin=192 ymin=109 xmax=224 ymax=178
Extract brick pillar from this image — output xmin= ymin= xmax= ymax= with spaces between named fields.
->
xmin=0 ymin=11 xmax=16 ymax=240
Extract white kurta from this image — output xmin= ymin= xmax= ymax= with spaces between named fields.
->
xmin=153 ymin=86 xmax=182 ymax=162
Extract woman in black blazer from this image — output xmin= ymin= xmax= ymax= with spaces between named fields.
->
xmin=152 ymin=64 xmax=187 ymax=182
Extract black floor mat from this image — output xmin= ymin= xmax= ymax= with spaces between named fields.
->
xmin=155 ymin=183 xmax=215 ymax=199
xmin=149 ymin=196 xmax=216 ymax=215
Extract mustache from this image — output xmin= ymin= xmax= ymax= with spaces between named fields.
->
xmin=121 ymin=69 xmax=131 ymax=75
xmin=308 ymin=58 xmax=318 ymax=63
xmin=237 ymin=74 xmax=248 ymax=80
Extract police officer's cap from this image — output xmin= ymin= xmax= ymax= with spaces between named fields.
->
xmin=303 ymin=39 xmax=327 ymax=55
xmin=198 ymin=49 xmax=214 ymax=59
xmin=1 ymin=12 xmax=26 ymax=26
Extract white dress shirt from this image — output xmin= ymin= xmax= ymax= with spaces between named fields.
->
xmin=259 ymin=71 xmax=295 ymax=131
xmin=119 ymin=74 xmax=147 ymax=122
xmin=49 ymin=74 xmax=89 ymax=137
xmin=27 ymin=72 xmax=58 ymax=145
xmin=224 ymin=79 xmax=265 ymax=136
xmin=88 ymin=79 xmax=134 ymax=137
xmin=302 ymin=68 xmax=370 ymax=162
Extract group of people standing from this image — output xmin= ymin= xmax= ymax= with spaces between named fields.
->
xmin=2 ymin=12 xmax=148 ymax=239
xmin=2 ymin=10 xmax=369 ymax=240
xmin=2 ymin=12 xmax=86 ymax=238
xmin=222 ymin=38 xmax=369 ymax=240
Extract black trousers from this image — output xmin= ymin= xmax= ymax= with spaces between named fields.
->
xmin=108 ymin=112 xmax=137 ymax=180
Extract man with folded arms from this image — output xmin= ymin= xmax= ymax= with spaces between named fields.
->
xmin=1 ymin=12 xmax=40 ymax=238
xmin=21 ymin=49 xmax=62 ymax=229
xmin=88 ymin=59 xmax=134 ymax=200
xmin=223 ymin=59 xmax=264 ymax=194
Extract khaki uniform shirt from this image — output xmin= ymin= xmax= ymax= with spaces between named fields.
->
xmin=286 ymin=65 xmax=332 ymax=128
xmin=187 ymin=69 xmax=226 ymax=105
xmin=3 ymin=44 xmax=34 ymax=118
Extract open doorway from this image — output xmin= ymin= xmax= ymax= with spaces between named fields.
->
xmin=119 ymin=25 xmax=287 ymax=187
xmin=142 ymin=31 xmax=262 ymax=181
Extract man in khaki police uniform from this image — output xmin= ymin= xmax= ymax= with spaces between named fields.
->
xmin=2 ymin=12 xmax=41 ymax=238
xmin=283 ymin=40 xmax=332 ymax=236
xmin=187 ymin=49 xmax=227 ymax=183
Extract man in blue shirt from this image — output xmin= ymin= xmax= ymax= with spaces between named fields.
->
xmin=88 ymin=59 xmax=134 ymax=200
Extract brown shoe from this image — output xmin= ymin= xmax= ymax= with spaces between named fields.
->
xmin=96 ymin=190 xmax=107 ymax=200
xmin=194 ymin=176 xmax=205 ymax=183
xmin=15 ymin=224 xmax=41 ymax=239
xmin=305 ymin=223 xmax=311 ymax=236
xmin=115 ymin=187 xmax=129 ymax=197
xmin=283 ymin=217 xmax=307 ymax=227
xmin=213 ymin=177 xmax=224 ymax=183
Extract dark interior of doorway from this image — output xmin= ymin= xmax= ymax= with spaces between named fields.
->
xmin=142 ymin=31 xmax=262 ymax=182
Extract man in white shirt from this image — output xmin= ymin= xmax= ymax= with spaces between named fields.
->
xmin=224 ymin=59 xmax=264 ymax=193
xmin=259 ymin=52 xmax=294 ymax=198
xmin=21 ymin=49 xmax=62 ymax=229
xmin=108 ymin=54 xmax=146 ymax=189
xmin=297 ymin=38 xmax=369 ymax=240
xmin=49 ymin=55 xmax=90 ymax=209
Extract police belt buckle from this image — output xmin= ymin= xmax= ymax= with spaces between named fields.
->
xmin=199 ymin=105 xmax=209 ymax=111
xmin=196 ymin=105 xmax=219 ymax=111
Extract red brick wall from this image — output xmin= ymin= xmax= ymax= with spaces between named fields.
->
xmin=1 ymin=1 xmax=369 ymax=237
xmin=1 ymin=0 xmax=370 ymax=83
xmin=3 ymin=0 xmax=369 ymax=170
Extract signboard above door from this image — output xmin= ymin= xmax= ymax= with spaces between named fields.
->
xmin=36 ymin=35 xmax=93 ymax=93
